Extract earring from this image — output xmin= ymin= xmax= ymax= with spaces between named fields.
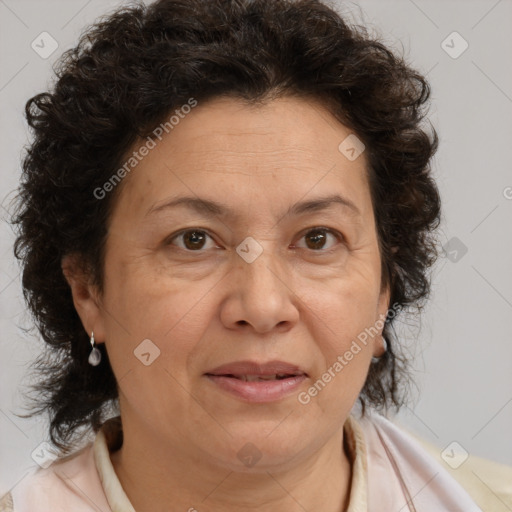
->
xmin=371 ymin=335 xmax=388 ymax=364
xmin=88 ymin=331 xmax=102 ymax=366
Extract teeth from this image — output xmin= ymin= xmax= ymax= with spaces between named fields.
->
xmin=239 ymin=374 xmax=292 ymax=381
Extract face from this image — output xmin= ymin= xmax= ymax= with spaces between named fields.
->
xmin=70 ymin=96 xmax=390 ymax=472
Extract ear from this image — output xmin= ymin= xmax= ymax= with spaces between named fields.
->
xmin=373 ymin=283 xmax=391 ymax=358
xmin=61 ymin=253 xmax=107 ymax=344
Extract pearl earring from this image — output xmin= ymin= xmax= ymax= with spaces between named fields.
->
xmin=88 ymin=331 xmax=102 ymax=366
xmin=371 ymin=335 xmax=388 ymax=363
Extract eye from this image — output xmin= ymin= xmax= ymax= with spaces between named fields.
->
xmin=167 ymin=227 xmax=343 ymax=253
xmin=293 ymin=227 xmax=343 ymax=252
xmin=167 ymin=229 xmax=218 ymax=251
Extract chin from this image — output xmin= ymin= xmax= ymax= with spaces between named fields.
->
xmin=197 ymin=424 xmax=313 ymax=473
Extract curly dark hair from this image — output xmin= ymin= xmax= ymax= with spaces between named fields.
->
xmin=9 ymin=0 xmax=440 ymax=454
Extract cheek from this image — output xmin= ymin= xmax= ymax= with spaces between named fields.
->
xmin=106 ymin=254 xmax=211 ymax=329
xmin=304 ymin=267 xmax=383 ymax=343
xmin=102 ymin=273 xmax=217 ymax=421
xmin=101 ymin=263 xmax=216 ymax=378
xmin=299 ymin=279 xmax=378 ymax=416
xmin=298 ymin=264 xmax=382 ymax=395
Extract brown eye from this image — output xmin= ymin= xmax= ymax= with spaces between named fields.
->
xmin=170 ymin=229 xmax=215 ymax=251
xmin=296 ymin=228 xmax=342 ymax=251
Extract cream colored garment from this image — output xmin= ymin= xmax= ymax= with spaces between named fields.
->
xmin=400 ymin=420 xmax=512 ymax=512
xmin=2 ymin=412 xmax=511 ymax=511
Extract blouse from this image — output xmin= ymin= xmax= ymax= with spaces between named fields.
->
xmin=1 ymin=411 xmax=511 ymax=511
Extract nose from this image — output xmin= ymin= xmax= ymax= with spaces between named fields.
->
xmin=219 ymin=250 xmax=300 ymax=334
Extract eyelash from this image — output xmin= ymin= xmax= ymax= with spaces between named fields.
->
xmin=166 ymin=227 xmax=345 ymax=254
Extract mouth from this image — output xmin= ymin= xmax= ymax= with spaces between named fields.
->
xmin=204 ymin=360 xmax=308 ymax=402
xmin=212 ymin=373 xmax=304 ymax=381
xmin=205 ymin=360 xmax=308 ymax=378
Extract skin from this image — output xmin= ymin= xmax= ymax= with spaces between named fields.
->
xmin=63 ymin=95 xmax=390 ymax=512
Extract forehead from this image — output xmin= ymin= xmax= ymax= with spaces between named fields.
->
xmin=113 ymin=96 xmax=372 ymax=223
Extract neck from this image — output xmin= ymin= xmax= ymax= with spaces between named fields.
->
xmin=110 ymin=411 xmax=353 ymax=512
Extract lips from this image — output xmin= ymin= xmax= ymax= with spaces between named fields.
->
xmin=205 ymin=360 xmax=308 ymax=402
xmin=205 ymin=360 xmax=308 ymax=379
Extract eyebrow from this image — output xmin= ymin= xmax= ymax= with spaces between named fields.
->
xmin=145 ymin=193 xmax=361 ymax=220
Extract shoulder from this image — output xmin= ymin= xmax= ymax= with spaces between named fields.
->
xmin=406 ymin=425 xmax=512 ymax=512
xmin=8 ymin=442 xmax=111 ymax=512
xmin=355 ymin=411 xmax=512 ymax=512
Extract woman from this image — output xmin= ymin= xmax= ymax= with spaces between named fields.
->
xmin=2 ymin=0 xmax=511 ymax=510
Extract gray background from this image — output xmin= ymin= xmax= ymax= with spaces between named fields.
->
xmin=1 ymin=0 xmax=511 ymax=496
